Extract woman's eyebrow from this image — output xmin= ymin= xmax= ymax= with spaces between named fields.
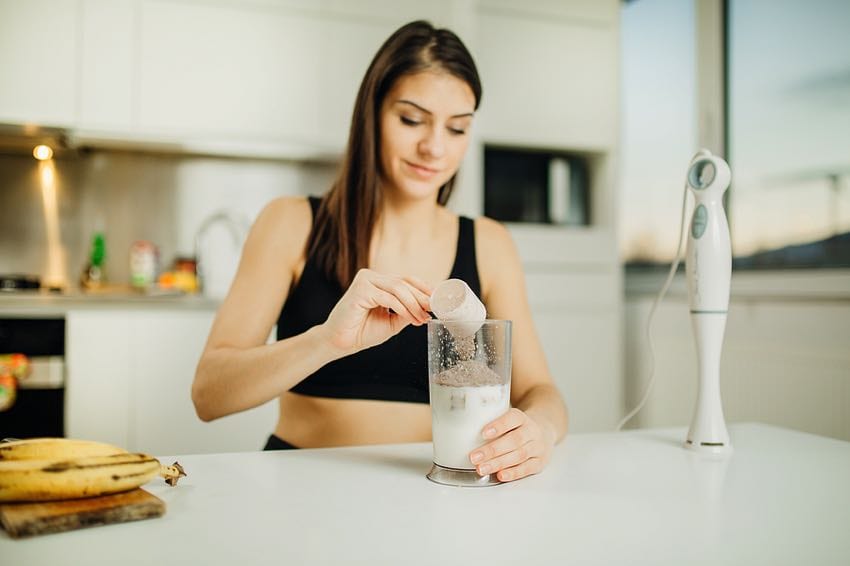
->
xmin=396 ymin=99 xmax=474 ymax=119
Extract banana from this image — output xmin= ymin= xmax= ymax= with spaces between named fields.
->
xmin=0 ymin=452 xmax=186 ymax=502
xmin=0 ymin=438 xmax=127 ymax=461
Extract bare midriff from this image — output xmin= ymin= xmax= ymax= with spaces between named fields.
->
xmin=274 ymin=391 xmax=432 ymax=448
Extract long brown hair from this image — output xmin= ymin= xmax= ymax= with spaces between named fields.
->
xmin=307 ymin=20 xmax=482 ymax=289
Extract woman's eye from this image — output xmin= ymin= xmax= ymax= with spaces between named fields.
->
xmin=448 ymin=127 xmax=466 ymax=135
xmin=400 ymin=116 xmax=421 ymax=126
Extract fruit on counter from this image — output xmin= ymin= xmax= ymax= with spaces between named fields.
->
xmin=157 ymin=270 xmax=198 ymax=294
xmin=0 ymin=452 xmax=186 ymax=502
xmin=0 ymin=373 xmax=16 ymax=412
xmin=0 ymin=354 xmax=31 ymax=381
xmin=157 ymin=270 xmax=198 ymax=293
xmin=0 ymin=437 xmax=187 ymax=502
xmin=156 ymin=255 xmax=199 ymax=294
xmin=0 ymin=355 xmax=26 ymax=413
xmin=0 ymin=437 xmax=127 ymax=461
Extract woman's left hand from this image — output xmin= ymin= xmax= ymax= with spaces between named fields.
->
xmin=468 ymin=408 xmax=554 ymax=483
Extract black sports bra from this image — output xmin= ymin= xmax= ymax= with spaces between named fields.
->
xmin=276 ymin=196 xmax=481 ymax=404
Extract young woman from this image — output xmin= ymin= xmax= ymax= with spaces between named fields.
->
xmin=192 ymin=20 xmax=568 ymax=483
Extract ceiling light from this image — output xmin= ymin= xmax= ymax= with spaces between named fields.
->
xmin=33 ymin=144 xmax=54 ymax=160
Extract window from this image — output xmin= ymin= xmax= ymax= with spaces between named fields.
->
xmin=619 ymin=0 xmax=697 ymax=268
xmin=728 ymin=0 xmax=850 ymax=268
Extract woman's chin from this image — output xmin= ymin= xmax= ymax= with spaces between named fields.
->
xmin=391 ymin=179 xmax=443 ymax=201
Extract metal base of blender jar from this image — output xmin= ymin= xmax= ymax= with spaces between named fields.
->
xmin=426 ymin=463 xmax=502 ymax=487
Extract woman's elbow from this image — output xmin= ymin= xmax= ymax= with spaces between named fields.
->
xmin=191 ymin=368 xmax=220 ymax=422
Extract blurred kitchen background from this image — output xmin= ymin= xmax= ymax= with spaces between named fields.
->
xmin=0 ymin=0 xmax=847 ymax=454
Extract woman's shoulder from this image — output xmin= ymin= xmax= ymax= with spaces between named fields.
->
xmin=247 ymin=196 xmax=316 ymax=262
xmin=472 ymin=216 xmax=521 ymax=301
xmin=257 ymin=195 xmax=314 ymax=223
xmin=473 ymin=216 xmax=515 ymax=252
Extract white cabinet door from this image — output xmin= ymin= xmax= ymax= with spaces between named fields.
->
xmin=315 ymin=18 xmax=389 ymax=149
xmin=0 ymin=0 xmax=78 ymax=127
xmin=526 ymin=271 xmax=622 ymax=433
xmin=127 ymin=310 xmax=277 ymax=455
xmin=67 ymin=309 xmax=277 ymax=456
xmin=136 ymin=1 xmax=321 ymax=142
xmin=475 ymin=6 xmax=619 ymax=149
xmin=77 ymin=0 xmax=135 ymax=130
xmin=66 ymin=311 xmax=133 ymax=448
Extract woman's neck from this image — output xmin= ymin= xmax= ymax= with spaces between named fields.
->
xmin=372 ymin=194 xmax=446 ymax=260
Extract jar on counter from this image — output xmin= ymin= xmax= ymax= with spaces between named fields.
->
xmin=129 ymin=240 xmax=159 ymax=290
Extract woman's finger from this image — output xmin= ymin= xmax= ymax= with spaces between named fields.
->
xmin=368 ymin=289 xmax=418 ymax=325
xmin=495 ymin=457 xmax=545 ymax=483
xmin=407 ymin=284 xmax=433 ymax=315
xmin=372 ymin=277 xmax=431 ymax=323
xmin=469 ymin=426 xmax=530 ymax=464
xmin=474 ymin=438 xmax=540 ymax=477
xmin=481 ymin=408 xmax=527 ymax=441
xmin=404 ymin=276 xmax=435 ymax=302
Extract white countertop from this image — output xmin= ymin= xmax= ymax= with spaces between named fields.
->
xmin=0 ymin=291 xmax=219 ymax=316
xmin=2 ymin=423 xmax=849 ymax=565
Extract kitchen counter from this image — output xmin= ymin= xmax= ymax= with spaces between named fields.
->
xmin=2 ymin=423 xmax=848 ymax=565
xmin=0 ymin=291 xmax=220 ymax=316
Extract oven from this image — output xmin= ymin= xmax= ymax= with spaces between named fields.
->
xmin=0 ymin=317 xmax=65 ymax=438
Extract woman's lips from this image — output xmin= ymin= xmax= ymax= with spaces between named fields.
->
xmin=405 ymin=160 xmax=440 ymax=179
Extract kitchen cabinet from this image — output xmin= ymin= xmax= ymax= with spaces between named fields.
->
xmin=78 ymin=0 xmax=135 ymax=131
xmin=66 ymin=309 xmax=277 ymax=455
xmin=71 ymin=0 xmax=458 ymax=154
xmin=0 ymin=0 xmax=78 ymax=127
xmin=474 ymin=1 xmax=619 ymax=150
xmin=65 ymin=311 xmax=133 ymax=449
xmin=3 ymin=0 xmax=619 ymax=157
xmin=525 ymin=271 xmax=622 ymax=432
xmin=136 ymin=1 xmax=322 ymax=144
xmin=314 ymin=18 xmax=396 ymax=149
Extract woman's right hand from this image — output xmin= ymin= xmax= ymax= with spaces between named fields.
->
xmin=319 ymin=269 xmax=433 ymax=356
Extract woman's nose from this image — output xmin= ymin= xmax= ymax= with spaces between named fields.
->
xmin=418 ymin=127 xmax=446 ymax=159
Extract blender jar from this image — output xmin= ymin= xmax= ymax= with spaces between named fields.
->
xmin=427 ymin=319 xmax=512 ymax=487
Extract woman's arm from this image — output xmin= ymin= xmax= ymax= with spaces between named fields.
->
xmin=191 ymin=197 xmax=433 ymax=421
xmin=467 ymin=217 xmax=569 ymax=481
xmin=192 ymin=196 xmax=318 ymax=420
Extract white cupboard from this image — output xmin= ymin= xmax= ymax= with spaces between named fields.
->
xmin=66 ymin=309 xmax=277 ymax=455
xmin=475 ymin=8 xmax=619 ymax=149
xmin=78 ymin=0 xmax=135 ymax=130
xmin=136 ymin=1 xmax=322 ymax=142
xmin=0 ymin=0 xmax=78 ymax=127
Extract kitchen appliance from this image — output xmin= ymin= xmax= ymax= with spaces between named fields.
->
xmin=0 ymin=318 xmax=66 ymax=438
xmin=427 ymin=319 xmax=512 ymax=487
xmin=0 ymin=274 xmax=41 ymax=292
xmin=683 ymin=150 xmax=732 ymax=453
xmin=617 ymin=149 xmax=733 ymax=454
xmin=484 ymin=146 xmax=591 ymax=226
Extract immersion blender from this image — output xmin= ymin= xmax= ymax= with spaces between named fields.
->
xmin=684 ymin=150 xmax=733 ymax=453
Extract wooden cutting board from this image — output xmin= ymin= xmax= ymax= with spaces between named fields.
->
xmin=0 ymin=488 xmax=165 ymax=539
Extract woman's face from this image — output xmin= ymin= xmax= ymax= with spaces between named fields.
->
xmin=379 ymin=71 xmax=476 ymax=202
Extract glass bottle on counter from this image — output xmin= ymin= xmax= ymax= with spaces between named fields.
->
xmin=80 ymin=231 xmax=106 ymax=290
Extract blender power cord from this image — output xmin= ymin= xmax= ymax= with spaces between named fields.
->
xmin=616 ymin=177 xmax=692 ymax=432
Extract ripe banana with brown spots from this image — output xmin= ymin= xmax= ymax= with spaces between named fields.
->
xmin=0 ymin=444 xmax=187 ymax=502
xmin=0 ymin=437 xmax=127 ymax=461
